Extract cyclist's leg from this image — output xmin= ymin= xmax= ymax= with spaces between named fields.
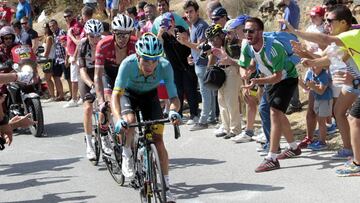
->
xmin=79 ymin=77 xmax=95 ymax=159
xmin=140 ymin=91 xmax=169 ymax=177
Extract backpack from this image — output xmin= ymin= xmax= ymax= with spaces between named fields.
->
xmin=203 ymin=65 xmax=226 ymax=90
xmin=248 ymin=31 xmax=301 ymax=65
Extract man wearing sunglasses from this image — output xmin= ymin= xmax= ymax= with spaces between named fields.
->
xmin=211 ymin=6 xmax=229 ymax=27
xmin=94 ymin=14 xmax=137 ymax=119
xmin=280 ymin=5 xmax=360 ymax=176
xmin=111 ymin=32 xmax=180 ymax=202
xmin=239 ymin=17 xmax=301 ymax=172
xmin=20 ymin=16 xmax=38 ymax=53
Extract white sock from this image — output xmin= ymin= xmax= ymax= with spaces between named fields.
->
xmin=288 ymin=142 xmax=298 ymax=150
xmin=122 ymin=146 xmax=132 ymax=157
xmin=85 ymin=134 xmax=92 ymax=147
xmin=266 ymin=152 xmax=277 ymax=161
xmin=164 ymin=175 xmax=170 ymax=188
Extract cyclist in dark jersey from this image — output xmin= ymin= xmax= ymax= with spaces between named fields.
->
xmin=77 ymin=19 xmax=106 ymax=160
xmin=111 ymin=32 xmax=181 ymax=202
xmin=94 ymin=14 xmax=137 ymax=105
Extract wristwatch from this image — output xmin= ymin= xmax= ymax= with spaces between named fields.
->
xmin=353 ymin=79 xmax=360 ymax=89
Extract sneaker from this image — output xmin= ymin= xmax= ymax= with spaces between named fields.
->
xmin=256 ymin=143 xmax=268 ymax=152
xmin=166 ymin=190 xmax=176 ymax=203
xmin=255 ymin=158 xmax=280 ymax=173
xmin=331 ymin=148 xmax=354 ymax=160
xmin=122 ymin=148 xmax=135 ymax=178
xmin=63 ymin=99 xmax=78 ymax=108
xmin=314 ymin=123 xmax=337 ymax=136
xmin=298 ymin=136 xmax=313 ymax=149
xmin=189 ymin=123 xmax=208 ymax=131
xmin=336 ymin=161 xmax=360 ymax=177
xmin=101 ymin=136 xmax=113 ymax=155
xmin=224 ymin=132 xmax=236 ymax=139
xmin=252 ymin=130 xmax=267 ymax=144
xmin=86 ymin=145 xmax=96 ymax=160
xmin=43 ymin=97 xmax=55 ymax=103
xmin=277 ymin=147 xmax=301 ymax=160
xmin=232 ymin=131 xmax=252 ymax=143
xmin=186 ymin=116 xmax=199 ymax=125
xmin=215 ymin=132 xmax=227 ymax=137
xmin=77 ymin=98 xmax=83 ymax=105
xmin=308 ymin=140 xmax=327 ymax=151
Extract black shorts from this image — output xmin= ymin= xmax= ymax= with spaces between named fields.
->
xmin=350 ymin=97 xmax=360 ymax=119
xmin=120 ymin=89 xmax=163 ymax=121
xmin=53 ymin=62 xmax=70 ymax=80
xmin=79 ymin=68 xmax=95 ymax=100
xmin=103 ymin=66 xmax=119 ymax=94
xmin=267 ymin=77 xmax=298 ymax=113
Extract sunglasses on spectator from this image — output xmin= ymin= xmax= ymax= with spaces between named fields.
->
xmin=114 ymin=32 xmax=131 ymax=38
xmin=63 ymin=14 xmax=71 ymax=18
xmin=211 ymin=17 xmax=221 ymax=22
xmin=3 ymin=36 xmax=12 ymax=40
xmin=21 ymin=22 xmax=28 ymax=25
xmin=325 ymin=18 xmax=338 ymax=24
xmin=243 ymin=29 xmax=257 ymax=34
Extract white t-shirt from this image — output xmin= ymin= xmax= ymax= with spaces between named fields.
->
xmin=305 ymin=23 xmax=325 ymax=54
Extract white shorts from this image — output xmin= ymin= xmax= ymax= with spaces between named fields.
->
xmin=69 ymin=56 xmax=79 ymax=82
xmin=331 ymin=84 xmax=341 ymax=98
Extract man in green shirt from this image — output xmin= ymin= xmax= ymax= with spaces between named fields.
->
xmin=238 ymin=17 xmax=301 ymax=172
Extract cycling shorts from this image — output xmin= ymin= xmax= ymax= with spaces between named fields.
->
xmin=103 ymin=64 xmax=119 ymax=95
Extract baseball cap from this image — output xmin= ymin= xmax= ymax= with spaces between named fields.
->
xmin=310 ymin=6 xmax=325 ymax=17
xmin=323 ymin=0 xmax=337 ymax=5
xmin=228 ymin=15 xmax=250 ymax=30
xmin=211 ymin=7 xmax=228 ymax=18
xmin=162 ymin=12 xmax=174 ymax=21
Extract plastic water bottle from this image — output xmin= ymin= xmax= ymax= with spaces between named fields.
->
xmin=327 ymin=43 xmax=347 ymax=87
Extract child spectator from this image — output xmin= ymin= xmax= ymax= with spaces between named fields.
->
xmin=304 ymin=69 xmax=333 ymax=150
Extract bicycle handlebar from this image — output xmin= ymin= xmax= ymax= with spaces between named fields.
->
xmin=128 ymin=118 xmax=181 ymax=139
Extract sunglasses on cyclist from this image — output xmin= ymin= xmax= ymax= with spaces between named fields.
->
xmin=114 ymin=32 xmax=131 ymax=38
xmin=243 ymin=29 xmax=257 ymax=34
xmin=211 ymin=17 xmax=221 ymax=22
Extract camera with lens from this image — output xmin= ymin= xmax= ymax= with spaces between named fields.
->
xmin=199 ymin=42 xmax=212 ymax=59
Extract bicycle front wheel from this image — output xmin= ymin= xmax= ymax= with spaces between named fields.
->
xmin=149 ymin=143 xmax=167 ymax=203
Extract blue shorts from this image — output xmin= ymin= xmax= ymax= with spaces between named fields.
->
xmin=106 ymin=0 xmax=119 ymax=9
xmin=342 ymin=85 xmax=360 ymax=96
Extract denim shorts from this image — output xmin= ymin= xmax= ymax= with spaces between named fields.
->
xmin=342 ymin=85 xmax=360 ymax=96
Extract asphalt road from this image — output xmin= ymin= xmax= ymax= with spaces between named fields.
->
xmin=1 ymin=101 xmax=359 ymax=203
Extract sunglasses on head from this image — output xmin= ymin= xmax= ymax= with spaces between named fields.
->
xmin=243 ymin=28 xmax=256 ymax=34
xmin=63 ymin=15 xmax=71 ymax=18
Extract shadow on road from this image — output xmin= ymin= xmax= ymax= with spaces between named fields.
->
xmin=0 ymin=157 xmax=81 ymax=176
xmin=169 ymin=158 xmax=226 ymax=170
xmin=2 ymin=191 xmax=96 ymax=203
xmin=172 ymin=182 xmax=284 ymax=199
xmin=44 ymin=122 xmax=83 ymax=137
xmin=0 ymin=176 xmax=73 ymax=191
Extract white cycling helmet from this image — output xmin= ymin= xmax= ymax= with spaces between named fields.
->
xmin=84 ymin=19 xmax=104 ymax=36
xmin=0 ymin=26 xmax=15 ymax=37
xmin=111 ymin=14 xmax=134 ymax=32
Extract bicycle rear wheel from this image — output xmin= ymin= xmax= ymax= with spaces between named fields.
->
xmin=148 ymin=143 xmax=167 ymax=203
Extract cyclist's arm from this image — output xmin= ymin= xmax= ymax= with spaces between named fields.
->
xmin=78 ymin=46 xmax=94 ymax=87
xmin=94 ymin=65 xmax=105 ymax=104
xmin=111 ymin=90 xmax=123 ymax=122
xmin=111 ymin=59 xmax=130 ymax=120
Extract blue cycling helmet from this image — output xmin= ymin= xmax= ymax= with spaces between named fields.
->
xmin=135 ymin=32 xmax=163 ymax=60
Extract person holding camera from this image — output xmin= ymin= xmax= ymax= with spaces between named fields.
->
xmin=157 ymin=12 xmax=199 ymax=123
xmin=178 ymin=0 xmax=217 ymax=131
xmin=205 ymin=24 xmax=243 ymax=139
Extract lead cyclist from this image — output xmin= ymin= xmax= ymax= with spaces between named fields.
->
xmin=111 ymin=32 xmax=181 ymax=202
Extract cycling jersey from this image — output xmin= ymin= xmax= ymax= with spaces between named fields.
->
xmin=95 ymin=35 xmax=137 ymax=92
xmin=114 ymin=54 xmax=178 ymax=99
xmin=78 ymin=38 xmax=95 ymax=70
